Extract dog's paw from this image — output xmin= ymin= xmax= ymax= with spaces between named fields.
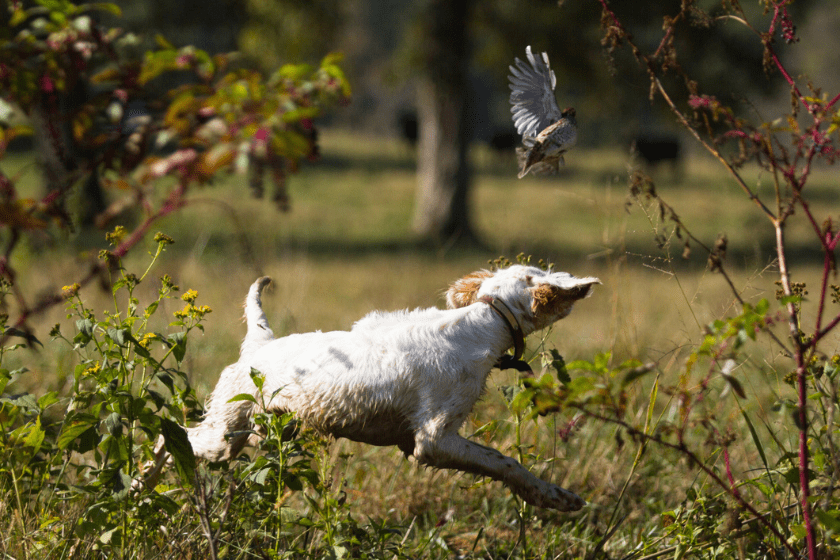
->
xmin=545 ymin=484 xmax=586 ymax=511
xmin=517 ymin=482 xmax=585 ymax=512
xmin=130 ymin=475 xmax=148 ymax=494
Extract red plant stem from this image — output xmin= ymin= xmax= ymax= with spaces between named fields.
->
xmin=652 ymin=24 xmax=675 ymax=59
xmin=776 ymin=221 xmax=818 ymax=560
xmin=769 ymin=48 xmax=807 ymax=109
xmin=796 ymin=193 xmax=831 ymax=253
xmin=722 ymin=441 xmax=740 ymax=500
xmin=113 ymin=182 xmax=186 ymax=259
xmin=814 ymin=312 xmax=840 ymax=344
xmin=598 ymin=0 xmax=623 ymax=31
xmin=765 ymin=3 xmax=810 ymax=112
xmin=813 ymin=235 xmax=835 ymax=339
xmin=795 ymin=353 xmax=816 ymax=560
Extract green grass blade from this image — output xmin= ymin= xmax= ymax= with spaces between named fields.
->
xmin=740 ymin=407 xmax=769 ymax=472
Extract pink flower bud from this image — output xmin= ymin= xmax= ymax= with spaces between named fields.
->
xmin=39 ymin=75 xmax=54 ymax=93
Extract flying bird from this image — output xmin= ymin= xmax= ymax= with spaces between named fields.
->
xmin=508 ymin=46 xmax=577 ymax=178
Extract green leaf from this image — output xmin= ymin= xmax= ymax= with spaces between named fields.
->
xmin=74 ymin=319 xmax=94 ymax=346
xmin=622 ymin=363 xmax=653 ymax=386
xmin=252 ymin=467 xmax=271 ymax=486
xmin=740 ymin=410 xmax=768 ymax=472
xmin=778 ymin=294 xmax=802 ymax=306
xmin=745 ymin=478 xmax=774 ymax=498
xmin=721 ymin=373 xmax=746 ymax=399
xmin=643 ymin=375 xmax=658 ymax=435
xmin=144 ymin=300 xmax=159 ymax=318
xmin=107 ymin=327 xmax=131 ymax=347
xmin=111 ymin=278 xmax=127 ymax=295
xmin=37 ymin=391 xmax=59 ymax=410
xmin=23 ymin=417 xmax=45 ymax=454
xmin=321 ymin=52 xmax=344 ymax=67
xmin=281 ymin=106 xmax=320 ymax=124
xmin=104 ymin=412 xmax=123 ymax=437
xmin=167 ymin=331 xmax=187 ymax=362
xmin=815 ymin=509 xmax=840 ymax=534
xmin=546 ymin=349 xmax=570 ymax=384
xmin=509 ymin=387 xmax=535 ymax=413
xmin=2 ymin=393 xmax=39 ymax=412
xmin=249 ymin=367 xmax=265 ymax=390
xmin=99 ymin=525 xmax=120 ymax=544
xmin=111 ymin=470 xmax=133 ymax=501
xmin=9 ymin=7 xmax=26 ymax=26
xmin=85 ymin=3 xmax=123 ymax=17
xmin=76 ymin=318 xmax=94 ymax=336
xmin=161 ymin=417 xmax=195 ymax=486
xmin=145 ymin=388 xmax=165 ymax=410
xmin=132 ymin=341 xmax=152 ymax=360
xmin=468 ymin=420 xmax=499 ymax=439
xmin=56 ymin=414 xmax=97 ymax=450
xmin=227 ymin=393 xmax=258 ymax=404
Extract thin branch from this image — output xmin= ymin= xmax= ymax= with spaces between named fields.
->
xmin=652 ymin=78 xmax=777 ymax=222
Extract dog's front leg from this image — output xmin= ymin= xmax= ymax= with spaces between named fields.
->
xmin=414 ymin=432 xmax=585 ymax=512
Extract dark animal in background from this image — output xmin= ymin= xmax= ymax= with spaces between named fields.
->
xmin=398 ymin=111 xmax=418 ymax=147
xmin=488 ymin=129 xmax=519 ymax=154
xmin=632 ymin=135 xmax=682 ymax=173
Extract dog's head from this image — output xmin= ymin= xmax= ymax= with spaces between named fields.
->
xmin=446 ymin=265 xmax=600 ymax=332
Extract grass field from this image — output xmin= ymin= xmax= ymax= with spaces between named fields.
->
xmin=1 ymin=128 xmax=837 ymax=558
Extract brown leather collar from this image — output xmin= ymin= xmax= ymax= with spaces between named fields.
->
xmin=478 ymin=295 xmax=533 ymax=375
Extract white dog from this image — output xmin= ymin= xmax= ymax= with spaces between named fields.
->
xmin=143 ymin=265 xmax=599 ymax=511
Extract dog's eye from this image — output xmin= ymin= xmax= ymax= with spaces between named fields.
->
xmin=525 ymin=275 xmax=533 ymax=286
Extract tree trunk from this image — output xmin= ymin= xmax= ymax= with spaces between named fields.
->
xmin=31 ymin=83 xmax=107 ymax=229
xmin=412 ymin=0 xmax=479 ymax=247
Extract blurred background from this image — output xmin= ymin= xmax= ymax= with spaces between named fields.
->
xmin=88 ymin=0 xmax=839 ymax=245
xmin=3 ymin=0 xmax=839 ymax=386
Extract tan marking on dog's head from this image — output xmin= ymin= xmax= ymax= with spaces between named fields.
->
xmin=530 ymin=283 xmax=594 ymax=319
xmin=446 ymin=270 xmax=492 ymax=309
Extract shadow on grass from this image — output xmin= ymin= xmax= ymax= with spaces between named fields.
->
xmin=174 ymin=229 xmax=825 ymax=276
xmin=318 ymin=152 xmax=418 ymax=174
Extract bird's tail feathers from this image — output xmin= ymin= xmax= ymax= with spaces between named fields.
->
xmin=516 ymin=147 xmax=531 ymax=179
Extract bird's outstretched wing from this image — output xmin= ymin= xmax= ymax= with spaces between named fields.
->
xmin=508 ymin=46 xmax=563 ymax=146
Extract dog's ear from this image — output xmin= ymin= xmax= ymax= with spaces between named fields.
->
xmin=446 ymin=270 xmax=492 ymax=309
xmin=530 ymin=279 xmax=599 ymax=318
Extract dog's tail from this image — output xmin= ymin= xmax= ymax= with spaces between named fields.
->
xmin=241 ymin=276 xmax=274 ymax=358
